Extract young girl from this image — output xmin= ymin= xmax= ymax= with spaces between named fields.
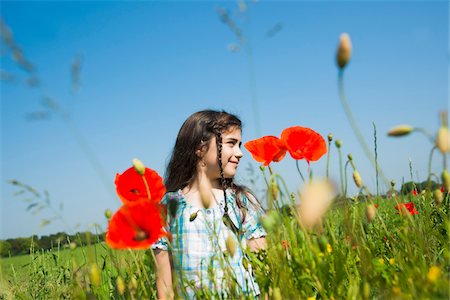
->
xmin=152 ymin=110 xmax=267 ymax=299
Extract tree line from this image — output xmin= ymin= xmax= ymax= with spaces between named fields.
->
xmin=0 ymin=231 xmax=105 ymax=257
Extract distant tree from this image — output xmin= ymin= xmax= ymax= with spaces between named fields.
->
xmin=0 ymin=240 xmax=12 ymax=257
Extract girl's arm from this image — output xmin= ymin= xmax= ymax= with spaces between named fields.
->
xmin=154 ymin=249 xmax=174 ymax=300
xmin=247 ymin=237 xmax=267 ymax=252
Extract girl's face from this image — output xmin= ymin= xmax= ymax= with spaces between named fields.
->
xmin=202 ymin=127 xmax=243 ymax=181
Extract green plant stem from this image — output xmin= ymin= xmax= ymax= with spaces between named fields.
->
xmin=338 ymin=72 xmax=389 ymax=188
xmin=338 ymin=147 xmax=344 ymax=197
xmin=427 ymin=146 xmax=437 ymax=190
xmin=412 ymin=127 xmax=435 ymax=143
xmin=295 ymin=160 xmax=305 ymax=183
xmin=326 ymin=140 xmax=332 ymax=180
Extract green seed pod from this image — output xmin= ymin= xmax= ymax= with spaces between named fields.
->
xmin=390 ymin=180 xmax=396 ymax=188
xmin=434 ymin=189 xmax=443 ymax=206
xmin=328 ymin=133 xmax=333 ymax=142
xmin=189 ymin=211 xmax=198 ymax=222
xmin=347 ymin=153 xmax=353 ymax=161
xmin=104 ymin=209 xmax=112 ymax=220
xmin=442 ymin=170 xmax=450 ymax=191
xmin=335 ymin=140 xmax=342 ymax=149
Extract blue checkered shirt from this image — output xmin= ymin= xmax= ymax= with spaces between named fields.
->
xmin=152 ymin=188 xmax=266 ymax=299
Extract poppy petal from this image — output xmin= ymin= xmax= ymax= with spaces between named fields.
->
xmin=106 ymin=200 xmax=166 ymax=249
xmin=280 ymin=126 xmax=327 ymax=163
xmin=115 ymin=167 xmax=166 ymax=204
xmin=244 ymin=136 xmax=287 ymax=166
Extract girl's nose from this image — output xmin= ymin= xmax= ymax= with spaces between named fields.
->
xmin=235 ymin=147 xmax=244 ymax=159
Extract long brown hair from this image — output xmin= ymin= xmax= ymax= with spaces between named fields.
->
xmin=164 ymin=109 xmax=259 ymax=223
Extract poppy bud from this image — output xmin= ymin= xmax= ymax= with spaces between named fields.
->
xmin=363 ymin=282 xmax=370 ymax=300
xmin=189 ymin=211 xmax=198 ymax=222
xmin=132 ymin=158 xmax=146 ymax=175
xmin=270 ymin=180 xmax=279 ymax=200
xmin=327 ymin=133 xmax=333 ymax=142
xmin=116 ymin=276 xmax=125 ymax=295
xmin=387 ymin=125 xmax=413 ymax=137
xmin=442 ymin=170 xmax=450 ymax=191
xmin=366 ymin=205 xmax=376 ymax=222
xmin=89 ymin=263 xmax=101 ymax=287
xmin=336 ymin=33 xmax=352 ymax=70
xmin=434 ymin=189 xmax=443 ymax=206
xmin=353 ymin=170 xmax=363 ymax=188
xmin=104 ymin=209 xmax=112 ymax=220
xmin=273 ymin=287 xmax=282 ymax=300
xmin=390 ymin=180 xmax=396 ymax=188
xmin=199 ymin=178 xmax=213 ymax=208
xmin=335 ymin=140 xmax=342 ymax=149
xmin=225 ymin=235 xmax=237 ymax=257
xmin=347 ymin=153 xmax=353 ymax=161
xmin=436 ymin=126 xmax=450 ymax=153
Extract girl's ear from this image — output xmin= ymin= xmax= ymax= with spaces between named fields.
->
xmin=196 ymin=148 xmax=204 ymax=158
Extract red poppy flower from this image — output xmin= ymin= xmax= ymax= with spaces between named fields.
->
xmin=394 ymin=202 xmax=419 ymax=215
xmin=374 ymin=204 xmax=379 ymax=209
xmin=244 ymin=136 xmax=287 ymax=166
xmin=115 ymin=167 xmax=165 ymax=204
xmin=280 ymin=126 xmax=327 ymax=163
xmin=106 ymin=200 xmax=166 ymax=249
xmin=411 ymin=189 xmax=418 ymax=196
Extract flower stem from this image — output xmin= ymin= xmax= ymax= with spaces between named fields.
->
xmin=338 ymin=71 xmax=389 ymax=188
xmin=295 ymin=160 xmax=305 ymax=183
xmin=326 ymin=139 xmax=332 ymax=180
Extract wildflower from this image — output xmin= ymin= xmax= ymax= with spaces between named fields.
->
xmin=427 ymin=266 xmax=441 ymax=283
xmin=366 ymin=205 xmax=377 ymax=222
xmin=389 ymin=258 xmax=395 ymax=265
xmin=394 ymin=202 xmax=419 ymax=215
xmin=297 ymin=180 xmax=335 ymax=229
xmin=336 ymin=33 xmax=352 ymax=69
xmin=89 ymin=263 xmax=101 ymax=287
xmin=378 ymin=258 xmax=384 ymax=265
xmin=280 ymin=126 xmax=327 ymax=163
xmin=115 ymin=166 xmax=165 ymax=204
xmin=392 ymin=286 xmax=401 ymax=294
xmin=226 ymin=235 xmax=237 ymax=257
xmin=132 ymin=158 xmax=146 ymax=175
xmin=387 ymin=125 xmax=413 ymax=137
xmin=434 ymin=189 xmax=443 ymax=206
xmin=244 ymin=136 xmax=287 ymax=166
xmin=106 ymin=201 xmax=165 ymax=249
xmin=116 ymin=276 xmax=126 ymax=295
xmin=436 ymin=126 xmax=450 ymax=153
xmin=411 ymin=189 xmax=418 ymax=196
xmin=353 ymin=170 xmax=363 ymax=188
xmin=281 ymin=240 xmax=289 ymax=249
xmin=326 ymin=243 xmax=332 ymax=253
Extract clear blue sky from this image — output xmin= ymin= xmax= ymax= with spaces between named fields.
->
xmin=1 ymin=1 xmax=448 ymax=239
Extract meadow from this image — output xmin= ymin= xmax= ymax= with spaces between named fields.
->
xmin=1 ymin=10 xmax=448 ymax=299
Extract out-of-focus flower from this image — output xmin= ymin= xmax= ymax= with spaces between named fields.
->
xmin=389 ymin=258 xmax=395 ymax=265
xmin=326 ymin=243 xmax=332 ymax=253
xmin=366 ymin=204 xmax=377 ymax=222
xmin=198 ymin=177 xmax=213 ymax=208
xmin=281 ymin=240 xmax=289 ymax=249
xmin=281 ymin=126 xmax=327 ymax=164
xmin=434 ymin=189 xmax=443 ymax=206
xmin=387 ymin=125 xmax=413 ymax=137
xmin=336 ymin=33 xmax=352 ymax=70
xmin=442 ymin=170 xmax=450 ymax=191
xmin=353 ymin=170 xmax=363 ymax=188
xmin=392 ymin=286 xmax=401 ymax=294
xmin=226 ymin=235 xmax=237 ymax=257
xmin=411 ymin=189 xmax=418 ymax=196
xmin=116 ymin=276 xmax=126 ymax=295
xmin=115 ymin=166 xmax=165 ymax=204
xmin=436 ymin=126 xmax=450 ymax=153
xmin=394 ymin=202 xmax=419 ymax=215
xmin=69 ymin=242 xmax=77 ymax=250
xmin=244 ymin=136 xmax=287 ymax=166
xmin=427 ymin=266 xmax=441 ymax=283
xmin=106 ymin=201 xmax=165 ymax=249
xmin=89 ymin=263 xmax=101 ymax=287
xmin=297 ymin=180 xmax=335 ymax=229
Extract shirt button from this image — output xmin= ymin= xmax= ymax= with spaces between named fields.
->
xmin=206 ymin=210 xmax=211 ymax=215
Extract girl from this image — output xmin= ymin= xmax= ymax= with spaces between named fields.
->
xmin=152 ymin=110 xmax=267 ymax=299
